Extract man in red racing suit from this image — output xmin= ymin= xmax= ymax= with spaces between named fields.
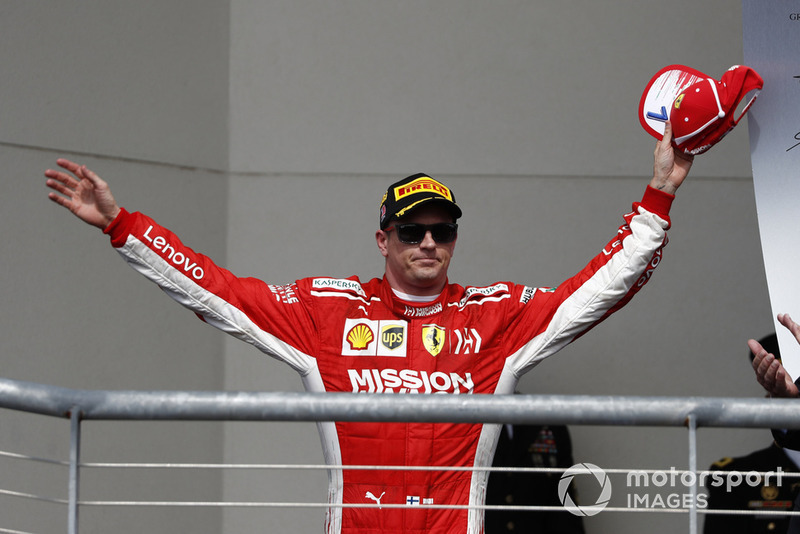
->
xmin=44 ymin=123 xmax=692 ymax=533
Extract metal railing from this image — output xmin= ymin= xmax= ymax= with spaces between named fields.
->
xmin=2 ymin=376 xmax=800 ymax=534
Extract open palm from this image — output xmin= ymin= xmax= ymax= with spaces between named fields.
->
xmin=45 ymin=159 xmax=120 ymax=229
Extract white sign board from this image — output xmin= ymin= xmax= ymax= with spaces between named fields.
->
xmin=743 ymin=0 xmax=800 ymax=379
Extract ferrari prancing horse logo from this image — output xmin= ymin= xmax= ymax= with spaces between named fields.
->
xmin=422 ymin=324 xmax=446 ymax=357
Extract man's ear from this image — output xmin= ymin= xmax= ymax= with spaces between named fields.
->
xmin=375 ymin=230 xmax=389 ymax=258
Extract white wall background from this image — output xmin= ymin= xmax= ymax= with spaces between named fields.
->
xmin=0 ymin=2 xmax=777 ymax=533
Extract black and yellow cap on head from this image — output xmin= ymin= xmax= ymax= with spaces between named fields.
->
xmin=379 ymin=173 xmax=462 ymax=230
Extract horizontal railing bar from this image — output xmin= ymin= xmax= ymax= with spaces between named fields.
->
xmin=0 ymin=488 xmax=67 ymax=505
xmin=64 ymin=500 xmax=800 ymax=516
xmin=0 ymin=527 xmax=39 ymax=534
xmin=8 ymin=452 xmax=800 ymax=479
xmin=1 ymin=376 xmax=799 ymax=428
xmin=4 ymin=482 xmax=798 ymax=516
xmin=0 ymin=450 xmax=69 ymax=467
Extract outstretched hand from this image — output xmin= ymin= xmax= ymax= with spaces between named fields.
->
xmin=750 ymin=313 xmax=800 ymax=398
xmin=650 ymin=121 xmax=694 ymax=196
xmin=45 ymin=159 xmax=120 ymax=230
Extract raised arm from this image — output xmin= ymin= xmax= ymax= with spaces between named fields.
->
xmin=750 ymin=313 xmax=800 ymax=398
xmin=45 ymin=159 xmax=120 ymax=230
xmin=649 ymin=121 xmax=694 ymax=195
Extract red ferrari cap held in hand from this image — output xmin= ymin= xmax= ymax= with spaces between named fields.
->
xmin=639 ymin=64 xmax=763 ymax=155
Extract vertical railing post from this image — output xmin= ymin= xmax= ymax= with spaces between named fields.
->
xmin=687 ymin=414 xmax=698 ymax=534
xmin=68 ymin=407 xmax=82 ymax=534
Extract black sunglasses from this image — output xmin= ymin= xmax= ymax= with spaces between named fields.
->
xmin=384 ymin=223 xmax=458 ymax=244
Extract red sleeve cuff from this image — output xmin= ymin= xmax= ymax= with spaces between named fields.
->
xmin=639 ymin=186 xmax=674 ymax=222
xmin=103 ymin=207 xmax=131 ymax=247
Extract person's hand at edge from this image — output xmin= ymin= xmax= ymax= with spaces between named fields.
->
xmin=750 ymin=313 xmax=800 ymax=398
xmin=45 ymin=159 xmax=120 ymax=230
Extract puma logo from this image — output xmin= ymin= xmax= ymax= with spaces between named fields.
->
xmin=365 ymin=491 xmax=385 ymax=508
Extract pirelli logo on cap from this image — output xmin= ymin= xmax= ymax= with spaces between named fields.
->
xmin=394 ymin=177 xmax=453 ymax=201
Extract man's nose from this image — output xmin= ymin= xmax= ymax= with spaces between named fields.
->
xmin=419 ymin=231 xmax=436 ymax=248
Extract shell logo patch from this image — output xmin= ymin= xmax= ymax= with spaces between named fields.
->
xmin=347 ymin=323 xmax=374 ymax=351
